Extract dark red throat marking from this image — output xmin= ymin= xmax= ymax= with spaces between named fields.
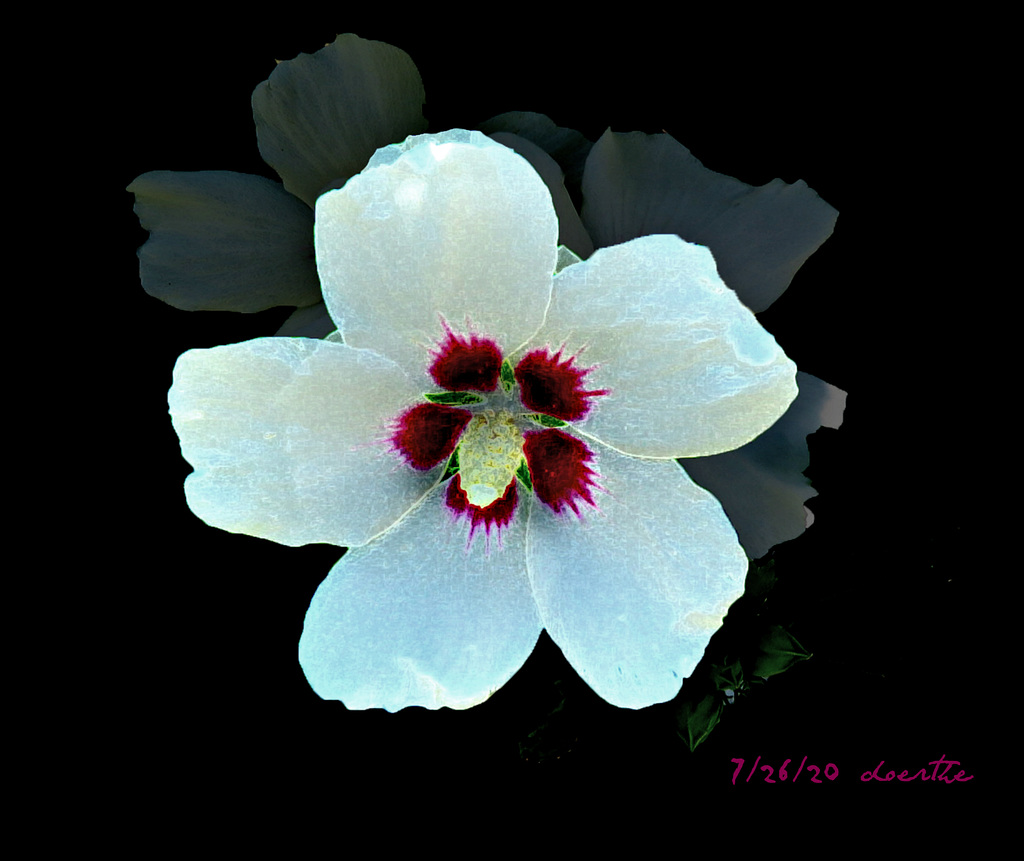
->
xmin=514 ymin=348 xmax=608 ymax=422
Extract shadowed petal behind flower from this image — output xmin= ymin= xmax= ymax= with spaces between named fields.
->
xmin=682 ymin=372 xmax=847 ymax=559
xmin=477 ymin=111 xmax=595 ymax=205
xmin=130 ymin=35 xmax=429 ymax=315
xmin=253 ymin=34 xmax=429 ymax=207
xmin=128 ymin=170 xmax=321 ymax=312
xmin=275 ymin=301 xmax=336 ymax=339
xmin=581 ymin=129 xmax=838 ymax=313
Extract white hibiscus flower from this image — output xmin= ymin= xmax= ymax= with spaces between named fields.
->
xmin=169 ymin=129 xmax=798 ymax=711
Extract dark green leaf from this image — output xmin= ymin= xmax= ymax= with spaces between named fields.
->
xmin=674 ymin=692 xmax=725 ymax=752
xmin=440 ymin=448 xmax=460 ymax=483
xmin=529 ymin=413 xmax=568 ymax=428
xmin=500 ymin=359 xmax=516 ymax=392
xmin=711 ymin=656 xmax=745 ymax=693
xmin=751 ymin=625 xmax=812 ymax=678
xmin=515 ymin=459 xmax=533 ymax=491
xmin=744 ymin=556 xmax=778 ymax=601
xmin=423 ymin=391 xmax=484 ymax=405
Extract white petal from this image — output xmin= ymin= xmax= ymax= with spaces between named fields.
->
xmin=526 ymin=446 xmax=748 ymax=709
xmin=527 ymin=234 xmax=798 ymax=457
xmin=299 ymin=484 xmax=542 ymax=711
xmin=486 ymin=130 xmax=594 ymax=260
xmin=169 ymin=338 xmax=433 ymax=548
xmin=315 ymin=130 xmax=558 ymax=371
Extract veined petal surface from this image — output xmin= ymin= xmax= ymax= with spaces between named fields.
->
xmin=169 ymin=338 xmax=432 ymax=548
xmin=526 ymin=446 xmax=747 ymax=709
xmin=299 ymin=485 xmax=542 ymax=711
xmin=252 ymin=34 xmax=428 ymax=208
xmin=315 ymin=130 xmax=558 ymax=372
xmin=528 ymin=234 xmax=798 ymax=458
xmin=128 ymin=170 xmax=320 ymax=312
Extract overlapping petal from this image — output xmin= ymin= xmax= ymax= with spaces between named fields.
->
xmin=486 ymin=131 xmax=594 ymax=259
xmin=299 ymin=484 xmax=543 ymax=711
xmin=275 ymin=301 xmax=336 ymax=338
xmin=128 ymin=170 xmax=320 ymax=312
xmin=526 ymin=446 xmax=748 ymax=709
xmin=478 ymin=111 xmax=594 ymax=204
xmin=252 ymin=34 xmax=428 ymax=208
xmin=314 ymin=130 xmax=558 ymax=373
xmin=682 ymin=372 xmax=847 ymax=559
xmin=527 ymin=233 xmax=798 ymax=458
xmin=169 ymin=338 xmax=433 ymax=548
xmin=581 ymin=130 xmax=838 ymax=312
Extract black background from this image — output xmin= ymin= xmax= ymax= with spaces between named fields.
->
xmin=96 ymin=14 xmax=987 ymax=803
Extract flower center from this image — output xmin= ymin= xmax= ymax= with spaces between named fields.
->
xmin=456 ymin=409 xmax=524 ymax=508
xmin=388 ymin=325 xmax=610 ymax=548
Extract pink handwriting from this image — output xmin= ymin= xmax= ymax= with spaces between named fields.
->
xmin=860 ymin=755 xmax=973 ymax=783
xmin=730 ymin=756 xmax=838 ymax=785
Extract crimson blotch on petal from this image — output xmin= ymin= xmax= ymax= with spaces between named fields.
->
xmin=390 ymin=403 xmax=472 ymax=470
xmin=428 ymin=324 xmax=504 ymax=392
xmin=446 ymin=475 xmax=519 ymax=548
xmin=523 ymin=428 xmax=602 ymax=516
xmin=514 ymin=348 xmax=608 ymax=422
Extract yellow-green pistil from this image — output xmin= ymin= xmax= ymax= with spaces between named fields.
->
xmin=456 ymin=410 xmax=525 ymax=507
